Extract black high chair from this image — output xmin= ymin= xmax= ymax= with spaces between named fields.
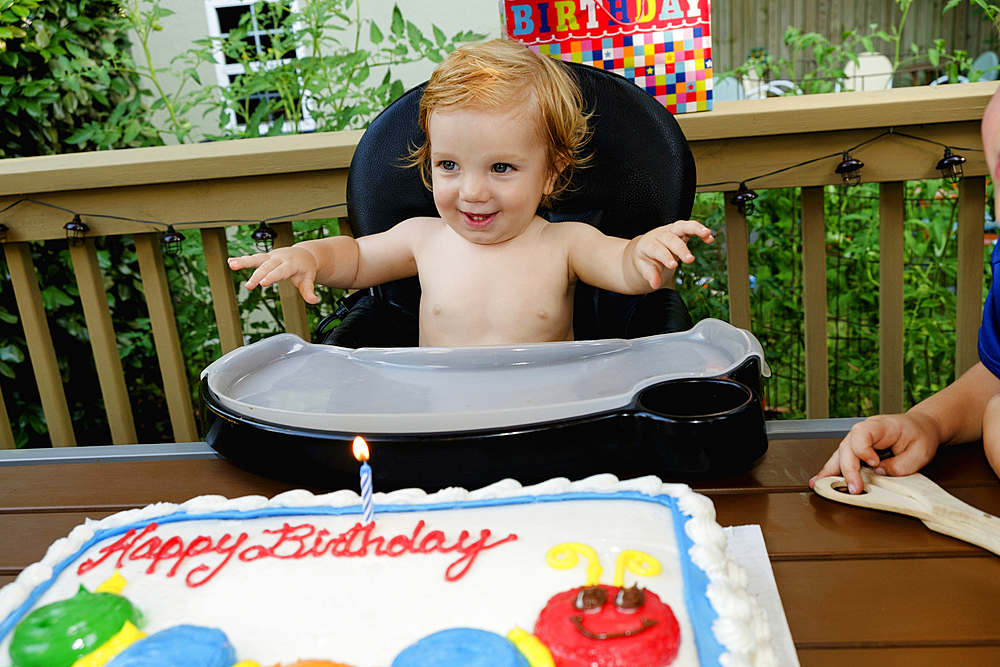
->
xmin=200 ymin=63 xmax=770 ymax=492
xmin=315 ymin=61 xmax=697 ymax=348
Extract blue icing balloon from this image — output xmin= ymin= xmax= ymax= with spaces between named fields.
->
xmin=110 ymin=625 xmax=236 ymax=667
xmin=392 ymin=628 xmax=529 ymax=667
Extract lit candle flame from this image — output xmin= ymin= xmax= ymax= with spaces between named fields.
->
xmin=352 ymin=436 xmax=369 ymax=462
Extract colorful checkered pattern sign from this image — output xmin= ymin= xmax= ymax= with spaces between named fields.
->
xmin=502 ymin=0 xmax=713 ymax=114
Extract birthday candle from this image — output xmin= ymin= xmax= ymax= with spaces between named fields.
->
xmin=353 ymin=436 xmax=375 ymax=524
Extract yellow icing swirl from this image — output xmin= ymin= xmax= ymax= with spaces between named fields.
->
xmin=507 ymin=627 xmax=555 ymax=667
xmin=95 ymin=571 xmax=127 ymax=595
xmin=546 ymin=543 xmax=602 ymax=586
xmin=70 ymin=621 xmax=145 ymax=667
xmin=613 ymin=550 xmax=662 ymax=587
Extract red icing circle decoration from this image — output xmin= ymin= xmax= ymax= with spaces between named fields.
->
xmin=534 ymin=585 xmax=680 ymax=667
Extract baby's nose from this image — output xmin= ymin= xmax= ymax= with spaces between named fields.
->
xmin=460 ymin=173 xmax=489 ymax=201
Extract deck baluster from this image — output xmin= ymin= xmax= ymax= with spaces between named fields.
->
xmin=5 ymin=242 xmax=76 ymax=446
xmin=879 ymin=182 xmax=906 ymax=415
xmin=801 ymin=186 xmax=830 ymax=418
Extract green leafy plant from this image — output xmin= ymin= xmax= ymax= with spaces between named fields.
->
xmin=0 ymin=0 xmax=158 ymax=156
xmin=682 ymin=180 xmax=994 ymax=420
xmin=721 ymin=0 xmax=1000 ymax=94
xmin=191 ymin=0 xmax=483 ymax=139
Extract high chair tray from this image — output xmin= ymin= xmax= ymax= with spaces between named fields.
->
xmin=200 ymin=318 xmax=770 ymax=490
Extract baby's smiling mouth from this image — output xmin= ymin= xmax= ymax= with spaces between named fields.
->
xmin=462 ymin=212 xmax=497 ymax=228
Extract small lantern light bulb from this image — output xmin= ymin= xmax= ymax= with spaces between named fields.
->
xmin=64 ymin=215 xmax=88 ymax=247
xmin=835 ymin=152 xmax=864 ymax=187
xmin=730 ymin=182 xmax=758 ymax=216
xmin=251 ymin=221 xmax=277 ymax=252
xmin=161 ymin=225 xmax=186 ymax=257
xmin=936 ymin=148 xmax=966 ymax=184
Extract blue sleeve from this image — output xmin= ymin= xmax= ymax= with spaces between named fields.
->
xmin=979 ymin=240 xmax=1000 ymax=379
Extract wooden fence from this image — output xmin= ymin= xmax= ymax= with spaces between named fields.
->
xmin=713 ymin=0 xmax=997 ymax=75
xmin=0 ymin=81 xmax=995 ymax=447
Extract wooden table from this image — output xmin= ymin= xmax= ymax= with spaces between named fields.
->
xmin=2 ymin=432 xmax=999 ymax=667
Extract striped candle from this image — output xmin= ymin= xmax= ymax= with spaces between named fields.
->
xmin=359 ymin=459 xmax=374 ymax=524
xmin=353 ymin=436 xmax=375 ymax=525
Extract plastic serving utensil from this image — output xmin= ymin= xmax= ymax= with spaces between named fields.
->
xmin=813 ymin=468 xmax=1000 ymax=556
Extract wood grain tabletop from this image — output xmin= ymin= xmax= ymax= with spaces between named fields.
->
xmin=1 ymin=435 xmax=998 ymax=666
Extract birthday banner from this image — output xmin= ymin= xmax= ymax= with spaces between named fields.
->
xmin=501 ymin=0 xmax=713 ymax=114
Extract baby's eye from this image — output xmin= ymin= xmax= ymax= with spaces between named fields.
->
xmin=438 ymin=160 xmax=457 ymax=171
xmin=491 ymin=163 xmax=513 ymax=174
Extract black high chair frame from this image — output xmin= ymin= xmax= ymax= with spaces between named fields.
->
xmin=315 ymin=61 xmax=697 ymax=347
xmin=200 ymin=63 xmax=769 ymax=492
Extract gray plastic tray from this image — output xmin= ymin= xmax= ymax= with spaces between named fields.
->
xmin=202 ymin=318 xmax=769 ymax=434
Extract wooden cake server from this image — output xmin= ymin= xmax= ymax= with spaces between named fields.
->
xmin=813 ymin=468 xmax=1000 ymax=556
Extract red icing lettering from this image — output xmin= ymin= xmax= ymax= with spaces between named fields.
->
xmin=77 ymin=523 xmax=158 ymax=575
xmin=187 ymin=533 xmax=249 ymax=587
xmin=76 ymin=518 xmax=516 ymax=586
xmin=445 ymin=530 xmax=518 ymax=581
xmin=168 ymin=535 xmax=213 ymax=577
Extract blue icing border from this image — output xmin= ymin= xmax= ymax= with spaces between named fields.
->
xmin=0 ymin=490 xmax=725 ymax=664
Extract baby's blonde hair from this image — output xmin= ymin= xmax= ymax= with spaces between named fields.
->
xmin=409 ymin=39 xmax=590 ymax=209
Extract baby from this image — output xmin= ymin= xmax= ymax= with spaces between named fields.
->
xmin=228 ymin=39 xmax=714 ymax=347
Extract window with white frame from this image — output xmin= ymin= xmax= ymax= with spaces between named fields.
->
xmin=204 ymin=0 xmax=314 ymax=133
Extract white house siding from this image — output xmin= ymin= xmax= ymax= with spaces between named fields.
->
xmin=130 ymin=0 xmax=503 ymax=141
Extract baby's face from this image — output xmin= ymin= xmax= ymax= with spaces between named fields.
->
xmin=427 ymin=99 xmax=558 ymax=245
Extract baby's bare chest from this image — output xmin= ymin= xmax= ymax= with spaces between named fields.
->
xmin=415 ymin=241 xmax=575 ymax=344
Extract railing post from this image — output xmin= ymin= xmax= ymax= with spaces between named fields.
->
xmin=272 ymin=221 xmax=311 ymax=340
xmin=134 ymin=233 xmax=199 ymax=442
xmin=0 ymin=390 xmax=14 ymax=449
xmin=201 ymin=228 xmax=244 ymax=355
xmin=801 ymin=186 xmax=830 ymax=418
xmin=69 ymin=237 xmax=138 ymax=444
xmin=724 ymin=191 xmax=752 ymax=330
xmin=6 ymin=242 xmax=77 ymax=446
xmin=957 ymin=176 xmax=987 ymax=377
xmin=879 ymin=182 xmax=906 ymax=415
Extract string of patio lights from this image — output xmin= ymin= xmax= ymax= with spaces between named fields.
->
xmin=700 ymin=127 xmax=981 ymax=216
xmin=0 ymin=198 xmax=346 ymax=256
xmin=0 ymin=126 xmax=983 ymax=256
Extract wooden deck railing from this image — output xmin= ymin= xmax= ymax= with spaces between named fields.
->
xmin=0 ymin=82 xmax=996 ymax=447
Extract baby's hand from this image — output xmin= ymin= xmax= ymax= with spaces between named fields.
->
xmin=228 ymin=247 xmax=320 ymax=304
xmin=808 ymin=413 xmax=942 ymax=494
xmin=632 ymin=220 xmax=715 ymax=289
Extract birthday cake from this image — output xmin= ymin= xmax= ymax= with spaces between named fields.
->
xmin=0 ymin=475 xmax=775 ymax=667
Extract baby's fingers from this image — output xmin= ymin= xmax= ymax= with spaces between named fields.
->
xmin=228 ymin=254 xmax=268 ymax=272
xmin=290 ymin=274 xmax=319 ymax=305
xmin=667 ymin=220 xmax=715 ymax=244
xmin=644 ymin=234 xmax=694 ymax=268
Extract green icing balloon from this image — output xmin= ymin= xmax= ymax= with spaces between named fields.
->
xmin=9 ymin=585 xmax=142 ymax=667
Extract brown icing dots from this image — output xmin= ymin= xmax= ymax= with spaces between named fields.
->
xmin=615 ymin=584 xmax=646 ymax=610
xmin=574 ymin=585 xmax=607 ymax=610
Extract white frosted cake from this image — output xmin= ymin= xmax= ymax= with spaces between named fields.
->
xmin=0 ymin=475 xmax=775 ymax=667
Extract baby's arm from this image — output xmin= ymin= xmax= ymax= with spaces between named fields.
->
xmin=810 ymin=363 xmax=1000 ymax=493
xmin=228 ymin=219 xmax=423 ymax=303
xmin=566 ymin=220 xmax=715 ymax=294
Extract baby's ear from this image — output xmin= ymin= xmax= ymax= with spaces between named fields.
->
xmin=545 ymin=158 xmax=570 ymax=195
